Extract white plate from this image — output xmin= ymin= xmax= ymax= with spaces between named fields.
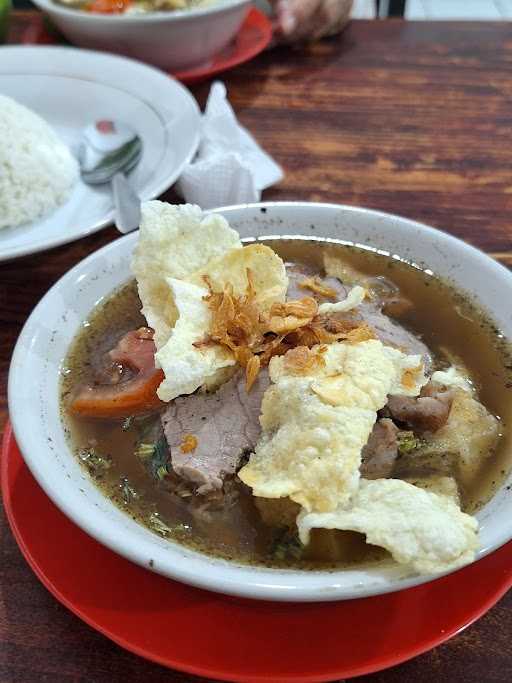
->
xmin=0 ymin=46 xmax=200 ymax=262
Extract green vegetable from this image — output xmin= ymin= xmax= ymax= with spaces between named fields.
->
xmin=135 ymin=414 xmax=161 ymax=440
xmin=150 ymin=437 xmax=170 ymax=479
xmin=148 ymin=513 xmax=188 ymax=537
xmin=156 ymin=465 xmax=168 ymax=481
xmin=120 ymin=477 xmax=137 ymax=504
xmin=135 ymin=436 xmax=170 ymax=480
xmin=270 ymin=530 xmax=303 ymax=561
xmin=397 ymin=430 xmax=424 ymax=455
xmin=122 ymin=416 xmax=134 ymax=431
xmin=0 ymin=0 xmax=10 ymax=44
xmin=134 ymin=442 xmax=154 ymax=460
xmin=78 ymin=447 xmax=111 ymax=473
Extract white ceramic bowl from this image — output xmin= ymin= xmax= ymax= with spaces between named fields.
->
xmin=8 ymin=203 xmax=512 ymax=602
xmin=31 ymin=0 xmax=251 ymax=71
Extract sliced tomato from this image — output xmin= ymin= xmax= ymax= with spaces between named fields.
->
xmin=69 ymin=329 xmax=164 ymax=419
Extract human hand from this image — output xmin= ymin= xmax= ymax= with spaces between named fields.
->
xmin=271 ymin=0 xmax=352 ymax=44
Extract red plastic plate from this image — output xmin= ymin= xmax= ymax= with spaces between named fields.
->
xmin=21 ymin=8 xmax=272 ymax=84
xmin=2 ymin=422 xmax=512 ymax=682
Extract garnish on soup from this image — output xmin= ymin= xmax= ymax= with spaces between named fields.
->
xmin=55 ymin=0 xmax=216 ymax=16
xmin=62 ymin=201 xmax=511 ymax=574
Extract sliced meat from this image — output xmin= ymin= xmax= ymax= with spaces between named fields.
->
xmin=286 ymin=263 xmax=313 ymax=300
xmin=287 ymin=263 xmax=432 ymax=367
xmin=336 ymin=302 xmax=433 ymax=367
xmin=286 ymin=263 xmax=347 ymax=301
xmin=362 ymin=303 xmax=428 ymax=356
xmin=360 ymin=418 xmax=399 ymax=479
xmin=387 ymin=381 xmax=453 ymax=433
xmin=162 ymin=369 xmax=270 ymax=494
xmin=404 ymin=390 xmax=499 ymax=486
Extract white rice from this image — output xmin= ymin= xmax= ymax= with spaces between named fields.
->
xmin=0 ymin=95 xmax=79 ymax=230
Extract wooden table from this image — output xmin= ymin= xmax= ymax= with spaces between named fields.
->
xmin=1 ymin=12 xmax=512 ymax=682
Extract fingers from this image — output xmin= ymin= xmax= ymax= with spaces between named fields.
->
xmin=306 ymin=0 xmax=351 ymax=41
xmin=312 ymin=0 xmax=352 ymax=39
xmin=275 ymin=0 xmax=324 ymax=42
xmin=274 ymin=0 xmax=352 ymax=44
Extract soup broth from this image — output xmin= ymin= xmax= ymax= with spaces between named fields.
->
xmin=61 ymin=239 xmax=512 ymax=569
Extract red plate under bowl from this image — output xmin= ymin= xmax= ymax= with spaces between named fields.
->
xmin=21 ymin=8 xmax=272 ymax=85
xmin=2 ymin=422 xmax=512 ymax=682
